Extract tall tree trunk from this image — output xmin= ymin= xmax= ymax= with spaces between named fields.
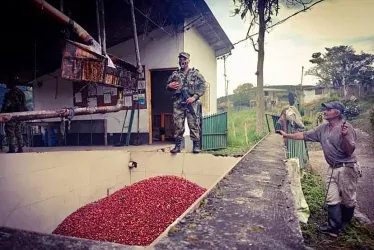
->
xmin=256 ymin=0 xmax=266 ymax=135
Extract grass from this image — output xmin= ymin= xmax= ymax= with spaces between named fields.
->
xmin=203 ymin=108 xmax=266 ymax=156
xmin=301 ymin=169 xmax=374 ymax=250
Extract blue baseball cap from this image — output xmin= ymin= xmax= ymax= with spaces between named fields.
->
xmin=321 ymin=101 xmax=346 ymax=114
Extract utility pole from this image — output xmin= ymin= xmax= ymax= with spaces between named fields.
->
xmin=219 ymin=53 xmax=231 ymax=110
xmin=300 ymin=66 xmax=304 ymax=86
xmin=299 ymin=66 xmax=304 ymax=109
xmin=224 ymin=55 xmax=228 ymax=109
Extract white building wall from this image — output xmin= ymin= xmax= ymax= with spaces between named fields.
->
xmin=183 ymin=27 xmax=217 ymax=114
xmin=303 ymin=89 xmax=330 ymax=104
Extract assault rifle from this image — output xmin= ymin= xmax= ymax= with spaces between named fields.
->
xmin=171 ymin=74 xmax=199 ymax=120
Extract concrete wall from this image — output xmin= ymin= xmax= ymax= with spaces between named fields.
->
xmin=184 ymin=26 xmax=217 ymax=114
xmin=0 ymin=150 xmax=239 ymax=235
xmin=0 ymin=150 xmax=131 ymax=234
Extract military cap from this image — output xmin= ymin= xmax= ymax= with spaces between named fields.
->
xmin=178 ymin=52 xmax=190 ymax=59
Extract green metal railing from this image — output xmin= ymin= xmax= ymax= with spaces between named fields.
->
xmin=266 ymin=114 xmax=309 ymax=168
xmin=201 ymin=112 xmax=228 ymax=150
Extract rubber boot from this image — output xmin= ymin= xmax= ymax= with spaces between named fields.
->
xmin=170 ymin=138 xmax=182 ymax=154
xmin=192 ymin=140 xmax=201 ymax=154
xmin=319 ymin=204 xmax=342 ymax=235
xmin=341 ymin=205 xmax=355 ymax=231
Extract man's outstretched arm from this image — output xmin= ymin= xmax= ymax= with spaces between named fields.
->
xmin=276 ymin=130 xmax=304 ymax=140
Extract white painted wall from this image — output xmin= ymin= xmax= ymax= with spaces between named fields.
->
xmin=183 ymin=26 xmax=218 ymax=114
xmin=303 ymin=89 xmax=330 ymax=104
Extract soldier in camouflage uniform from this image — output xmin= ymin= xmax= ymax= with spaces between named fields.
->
xmin=166 ymin=52 xmax=206 ymax=154
xmin=1 ymin=81 xmax=27 ymax=153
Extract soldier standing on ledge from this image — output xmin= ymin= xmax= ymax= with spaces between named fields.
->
xmin=166 ymin=52 xmax=206 ymax=154
xmin=1 ymin=81 xmax=27 ymax=153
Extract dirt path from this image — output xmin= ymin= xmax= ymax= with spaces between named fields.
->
xmin=354 ymin=129 xmax=374 ymax=227
xmin=308 ymin=129 xmax=374 ymax=228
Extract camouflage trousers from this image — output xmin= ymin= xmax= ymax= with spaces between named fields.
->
xmin=173 ymin=98 xmax=200 ymax=141
xmin=5 ymin=121 xmax=23 ymax=149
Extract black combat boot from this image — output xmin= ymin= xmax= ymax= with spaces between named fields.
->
xmin=192 ymin=140 xmax=201 ymax=154
xmin=319 ymin=204 xmax=342 ymax=235
xmin=341 ymin=205 xmax=355 ymax=231
xmin=170 ymin=138 xmax=182 ymax=154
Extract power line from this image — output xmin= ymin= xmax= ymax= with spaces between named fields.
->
xmin=232 ymin=0 xmax=327 ymax=46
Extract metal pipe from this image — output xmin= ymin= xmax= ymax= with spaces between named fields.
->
xmin=95 ymin=0 xmax=102 ymax=47
xmin=31 ymin=0 xmax=99 ymax=48
xmin=128 ymin=0 xmax=143 ymax=73
xmin=99 ymin=0 xmax=107 ymax=55
xmin=0 ymin=104 xmax=125 ymax=123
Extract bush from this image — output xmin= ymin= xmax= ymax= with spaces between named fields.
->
xmin=302 ymin=116 xmax=313 ymax=126
xmin=329 ymin=93 xmax=339 ymax=101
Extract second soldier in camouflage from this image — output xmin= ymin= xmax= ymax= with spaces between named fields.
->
xmin=166 ymin=52 xmax=206 ymax=153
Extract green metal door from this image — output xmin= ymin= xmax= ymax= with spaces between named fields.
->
xmin=200 ymin=112 xmax=228 ymax=150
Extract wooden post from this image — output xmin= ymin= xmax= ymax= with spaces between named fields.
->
xmin=147 ymin=70 xmax=152 ymax=145
xmin=232 ymin=121 xmax=236 ymax=139
xmin=104 ymin=119 xmax=108 ymax=146
xmin=161 ymin=113 xmax=165 ymax=142
xmin=244 ymin=122 xmax=248 ymax=145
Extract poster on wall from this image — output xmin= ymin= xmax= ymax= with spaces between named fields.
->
xmin=138 ymin=80 xmax=146 ymax=90
xmin=124 ymin=96 xmax=132 ymax=107
xmin=88 ymin=97 xmax=97 ymax=108
xmin=104 ymin=93 xmax=112 ymax=104
xmin=138 ymin=93 xmax=146 ymax=105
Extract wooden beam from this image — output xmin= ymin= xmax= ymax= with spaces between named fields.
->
xmin=147 ymin=69 xmax=152 ymax=145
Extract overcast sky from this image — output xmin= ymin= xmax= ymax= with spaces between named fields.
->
xmin=204 ymin=0 xmax=374 ymax=98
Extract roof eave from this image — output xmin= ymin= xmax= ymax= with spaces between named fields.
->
xmin=192 ymin=1 xmax=234 ymax=58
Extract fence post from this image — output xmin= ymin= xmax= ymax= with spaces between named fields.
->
xmin=232 ymin=121 xmax=236 ymax=139
xmin=244 ymin=122 xmax=248 ymax=145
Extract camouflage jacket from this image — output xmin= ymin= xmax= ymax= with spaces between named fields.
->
xmin=166 ymin=68 xmax=206 ymax=100
xmin=1 ymin=88 xmax=27 ymax=113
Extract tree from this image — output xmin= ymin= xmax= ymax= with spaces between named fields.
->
xmin=232 ymin=0 xmax=325 ymax=135
xmin=305 ymin=45 xmax=374 ymax=87
xmin=233 ymin=83 xmax=254 ymax=94
xmin=232 ymin=83 xmax=255 ymax=107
